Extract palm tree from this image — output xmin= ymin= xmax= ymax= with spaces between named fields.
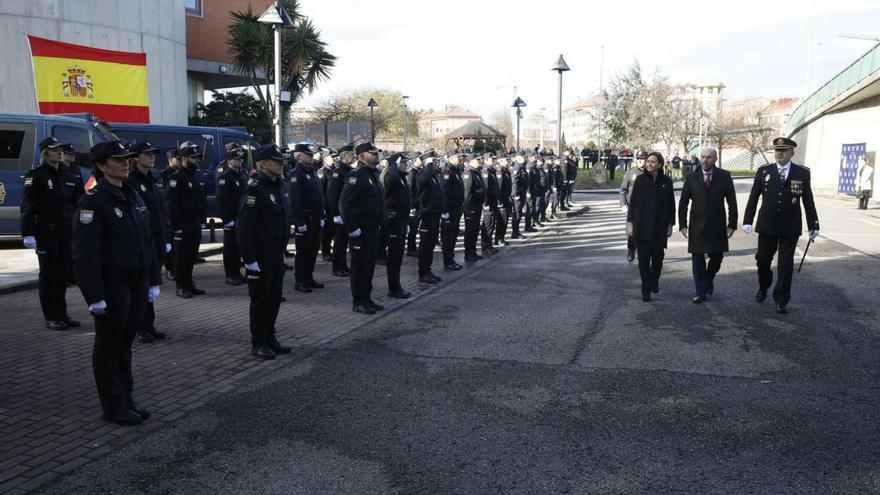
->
xmin=227 ymin=0 xmax=336 ymax=143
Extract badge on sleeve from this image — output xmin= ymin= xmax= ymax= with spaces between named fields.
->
xmin=114 ymin=207 xmax=123 ymax=218
xmin=79 ymin=209 xmax=94 ymax=224
xmin=348 ymin=176 xmax=357 ymax=184
xmin=169 ymin=179 xmax=178 ymax=188
xmin=246 ymin=195 xmax=256 ymax=206
xmin=269 ymin=193 xmax=276 ymax=204
xmin=140 ymin=184 xmax=147 ymax=192
xmin=187 ymin=181 xmax=192 ymax=188
xmin=47 ymin=179 xmax=54 ymax=190
xmin=291 ymin=176 xmax=298 ymax=183
xmin=24 ymin=177 xmax=33 ymax=187
xmin=218 ymin=178 xmax=226 ymax=185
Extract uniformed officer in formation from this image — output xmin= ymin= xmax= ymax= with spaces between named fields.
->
xmin=415 ymin=150 xmax=445 ymax=283
xmin=494 ymin=155 xmax=513 ymax=245
xmin=440 ymin=150 xmax=465 ymax=270
xmin=127 ymin=141 xmax=169 ymax=343
xmin=289 ymin=143 xmax=327 ymax=293
xmin=462 ymin=154 xmax=486 ymax=262
xmin=21 ymin=137 xmax=82 ymax=331
xmin=72 ymin=141 xmax=162 ymax=426
xmin=480 ymin=153 xmax=500 ymax=254
xmin=167 ymin=142 xmax=207 ymax=298
xmin=216 ymin=145 xmax=248 ymax=286
xmin=339 ymin=142 xmax=386 ymax=314
xmin=160 ymin=149 xmax=180 ymax=279
xmin=236 ymin=144 xmax=293 ymax=360
xmin=511 ymin=154 xmax=532 ymax=237
xmin=318 ymin=149 xmax=335 ymax=262
xmin=406 ymin=157 xmax=422 ymax=257
xmin=563 ymin=150 xmax=578 ymax=209
xmin=327 ymin=144 xmax=356 ymax=276
xmin=380 ymin=152 xmax=413 ymax=299
xmin=742 ymin=137 xmax=820 ymax=314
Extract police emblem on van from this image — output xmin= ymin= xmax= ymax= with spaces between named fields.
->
xmin=0 ymin=182 xmax=6 ymax=204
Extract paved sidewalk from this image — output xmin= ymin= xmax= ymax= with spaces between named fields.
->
xmin=0 ymin=205 xmax=586 ymax=494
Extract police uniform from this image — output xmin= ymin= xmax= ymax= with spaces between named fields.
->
xmin=415 ymin=151 xmax=445 ymax=282
xmin=127 ymin=141 xmax=168 ymax=342
xmin=537 ymin=162 xmax=550 ymax=222
xmin=167 ymin=144 xmax=207 ymax=297
xmin=480 ymin=158 xmax=499 ymax=252
xmin=406 ymin=161 xmax=422 ymax=256
xmin=339 ymin=143 xmax=386 ymax=313
xmin=236 ymin=145 xmax=292 ymax=359
xmin=381 ymin=153 xmax=412 ymax=298
xmin=743 ymin=137 xmax=820 ymax=312
xmin=440 ymin=153 xmax=464 ymax=269
xmin=564 ymin=154 xmax=578 ymax=209
xmin=216 ymin=149 xmax=247 ymax=285
xmin=318 ymin=153 xmax=335 ymax=261
xmin=495 ymin=161 xmax=513 ymax=245
xmin=512 ymin=159 xmax=532 ymax=236
xmin=462 ymin=158 xmax=486 ymax=261
xmin=72 ymin=141 xmax=161 ymax=425
xmin=327 ymin=145 xmax=355 ymax=275
xmin=21 ymin=137 xmax=82 ymax=330
xmin=159 ymin=149 xmax=180 ymax=278
xmin=528 ymin=162 xmax=542 ymax=226
xmin=289 ymin=144 xmax=327 ymax=291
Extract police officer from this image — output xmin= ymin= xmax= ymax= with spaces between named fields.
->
xmin=511 ymin=154 xmax=531 ymax=237
xmin=537 ymin=158 xmax=550 ymax=223
xmin=317 ymin=149 xmax=335 ymax=262
xmin=494 ymin=155 xmax=513 ymax=245
xmin=416 ymin=150 xmax=445 ymax=283
xmin=462 ymin=154 xmax=486 ymax=261
xmin=72 ymin=141 xmax=162 ymax=425
xmin=562 ymin=150 xmax=577 ymax=209
xmin=406 ymin=157 xmax=422 ymax=257
xmin=381 ymin=152 xmax=412 ymax=299
xmin=440 ymin=150 xmax=465 ymax=270
xmin=480 ymin=153 xmax=500 ymax=254
xmin=21 ymin=137 xmax=82 ymax=330
xmin=327 ymin=144 xmax=356 ymax=276
xmin=743 ymin=137 xmax=820 ymax=314
xmin=160 ymin=149 xmax=180 ymax=279
xmin=528 ymin=157 xmax=542 ymax=228
xmin=236 ymin=144 xmax=293 ymax=360
xmin=127 ymin=141 xmax=169 ymax=343
xmin=339 ymin=142 xmax=386 ymax=314
xmin=549 ymin=158 xmax=564 ymax=219
xmin=167 ymin=143 xmax=207 ymax=298
xmin=216 ymin=145 xmax=247 ymax=286
xmin=289 ymin=143 xmax=326 ymax=292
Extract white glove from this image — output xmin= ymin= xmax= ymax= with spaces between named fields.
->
xmin=620 ymin=206 xmax=628 ymax=214
xmin=409 ymin=209 xmax=416 ymax=216
xmin=89 ymin=300 xmax=107 ymax=315
xmin=350 ymin=228 xmax=362 ymax=238
xmin=333 ymin=215 xmax=343 ymax=225
xmin=23 ymin=236 xmax=36 ymax=249
xmin=297 ymin=224 xmax=307 ymax=233
xmin=148 ymin=286 xmax=160 ymax=303
xmin=809 ymin=230 xmax=820 ymax=241
xmin=406 ymin=225 xmax=411 ymax=236
xmin=224 ymin=220 xmax=235 ymax=228
xmin=245 ymin=261 xmax=260 ymax=272
xmin=441 ymin=213 xmax=449 ymax=220
xmin=320 ymin=219 xmax=325 ymax=228
xmin=165 ymin=243 xmax=172 ymax=253
xmin=742 ymin=224 xmax=753 ymax=234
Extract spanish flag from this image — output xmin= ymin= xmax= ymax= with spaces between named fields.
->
xmin=27 ymin=35 xmax=150 ymax=123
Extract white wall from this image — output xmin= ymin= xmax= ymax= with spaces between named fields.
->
xmin=0 ymin=0 xmax=188 ymax=124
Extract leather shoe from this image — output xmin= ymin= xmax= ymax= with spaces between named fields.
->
xmin=307 ymin=280 xmax=324 ymax=289
xmin=47 ymin=320 xmax=68 ymax=331
xmin=353 ymin=303 xmax=376 ymax=315
xmin=285 ymin=264 xmax=294 ymax=270
xmin=524 ymin=227 xmax=538 ymax=233
xmin=430 ymin=274 xmax=442 ymax=283
xmin=626 ymin=251 xmax=635 ymax=262
xmin=147 ymin=327 xmax=166 ymax=339
xmin=269 ymin=340 xmax=292 ymax=354
xmin=188 ymin=286 xmax=206 ymax=295
xmin=63 ymin=317 xmax=81 ymax=328
xmin=322 ymin=254 xmax=333 ymax=262
xmin=497 ymin=240 xmax=509 ymax=246
xmin=102 ymin=409 xmax=142 ymax=426
xmin=481 ymin=247 xmax=499 ymax=254
xmin=226 ymin=276 xmax=244 ymax=286
xmin=367 ymin=301 xmax=384 ymax=311
xmin=252 ymin=345 xmax=276 ymax=360
xmin=444 ymin=263 xmax=463 ymax=271
xmin=511 ymin=233 xmax=524 ymax=239
xmin=195 ymin=257 xmax=207 ymax=264
xmin=332 ymin=269 xmax=350 ymax=277
xmin=465 ymin=254 xmax=482 ymax=262
xmin=775 ymin=303 xmax=788 ymax=314
xmin=642 ymin=292 xmax=651 ymax=302
xmin=388 ymin=289 xmax=411 ymax=299
xmin=692 ymin=294 xmax=708 ymax=304
xmin=176 ymin=288 xmax=193 ymax=299
xmin=756 ymin=288 xmax=767 ymax=302
xmin=129 ymin=403 xmax=151 ymax=420
xmin=137 ymin=331 xmax=155 ymax=343
xmin=419 ymin=275 xmax=438 ymax=284
xmin=295 ymin=283 xmax=312 ymax=293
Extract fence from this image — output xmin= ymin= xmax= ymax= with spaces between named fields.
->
xmin=288 ymin=121 xmax=372 ymax=148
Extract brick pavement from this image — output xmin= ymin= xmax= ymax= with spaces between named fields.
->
xmin=0 ymin=206 xmax=585 ymax=494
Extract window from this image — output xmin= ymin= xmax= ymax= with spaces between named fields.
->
xmin=52 ymin=124 xmax=93 ymax=169
xmin=185 ymin=0 xmax=203 ymax=17
xmin=0 ymin=123 xmax=35 ymax=171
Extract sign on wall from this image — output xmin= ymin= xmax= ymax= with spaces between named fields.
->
xmin=839 ymin=143 xmax=865 ymax=194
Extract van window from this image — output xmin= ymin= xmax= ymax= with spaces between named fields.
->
xmin=0 ymin=123 xmax=36 ymax=171
xmin=53 ymin=124 xmax=95 ymax=170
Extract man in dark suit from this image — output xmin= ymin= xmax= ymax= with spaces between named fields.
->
xmin=743 ymin=137 xmax=820 ymax=314
xmin=678 ymin=148 xmax=738 ymax=304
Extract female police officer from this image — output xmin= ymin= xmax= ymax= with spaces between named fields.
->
xmin=72 ymin=141 xmax=162 ymax=426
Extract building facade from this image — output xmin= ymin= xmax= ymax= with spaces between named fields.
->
xmin=417 ymin=106 xmax=482 ymax=141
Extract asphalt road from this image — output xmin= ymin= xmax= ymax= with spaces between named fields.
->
xmin=40 ymin=194 xmax=880 ymax=494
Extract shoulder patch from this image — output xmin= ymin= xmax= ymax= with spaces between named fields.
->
xmin=348 ymin=176 xmax=358 ymax=184
xmin=246 ymin=195 xmax=256 ymax=206
xmin=23 ymin=177 xmax=33 ymax=187
xmin=169 ymin=179 xmax=177 ymax=188
xmin=218 ymin=178 xmax=226 ymax=185
xmin=79 ymin=209 xmax=94 ymax=224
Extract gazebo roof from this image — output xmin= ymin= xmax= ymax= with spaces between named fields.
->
xmin=443 ymin=121 xmax=506 ymax=140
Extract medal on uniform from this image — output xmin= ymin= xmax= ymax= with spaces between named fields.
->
xmin=47 ymin=179 xmax=54 ymax=190
xmin=114 ymin=207 xmax=123 ymax=218
xmin=790 ymin=180 xmax=803 ymax=196
xmin=764 ymin=174 xmax=770 ymax=183
xmin=187 ymin=181 xmax=192 ymax=188
xmin=792 ymin=198 xmax=797 ymax=204
xmin=269 ymin=193 xmax=276 ymax=204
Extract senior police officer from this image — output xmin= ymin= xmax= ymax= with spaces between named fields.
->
xmin=743 ymin=137 xmax=820 ymax=314
xmin=72 ymin=141 xmax=162 ymax=425
xmin=127 ymin=141 xmax=170 ymax=343
xmin=216 ymin=145 xmax=248 ymax=286
xmin=236 ymin=144 xmax=293 ymax=360
xmin=167 ymin=142 xmax=207 ymax=298
xmin=289 ymin=143 xmax=327 ymax=292
xmin=381 ymin=152 xmax=413 ymax=299
xmin=416 ymin=150 xmax=445 ymax=283
xmin=339 ymin=142 xmax=386 ymax=314
xmin=327 ymin=144 xmax=356 ymax=276
xmin=440 ymin=150 xmax=465 ymax=270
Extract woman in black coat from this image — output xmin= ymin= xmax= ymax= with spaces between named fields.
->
xmin=626 ymin=152 xmax=675 ymax=301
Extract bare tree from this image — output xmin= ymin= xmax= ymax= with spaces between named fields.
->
xmin=707 ymin=108 xmax=746 ymax=167
xmin=489 ymin=110 xmax=514 ymax=149
xmin=310 ymin=88 xmax=418 ymax=139
xmin=739 ymin=101 xmax=773 ymax=169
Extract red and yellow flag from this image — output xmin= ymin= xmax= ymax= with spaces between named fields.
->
xmin=27 ymin=35 xmax=150 ymax=123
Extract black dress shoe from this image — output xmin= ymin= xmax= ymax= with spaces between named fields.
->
xmin=285 ymin=251 xmax=296 ymax=258
xmin=280 ymin=296 xmax=287 ymax=302
xmin=294 ymin=283 xmax=312 ymax=293
xmin=147 ymin=327 xmax=166 ymax=339
xmin=376 ymin=257 xmax=388 ymax=265
xmin=652 ymin=283 xmax=659 ymax=294
xmin=756 ymin=288 xmax=767 ymax=302
xmin=332 ymin=269 xmax=350 ymax=277
xmin=188 ymin=286 xmax=206 ymax=295
xmin=524 ymin=227 xmax=538 ymax=233
xmin=444 ymin=263 xmax=463 ymax=271
xmin=307 ymin=280 xmax=324 ymax=289
xmin=406 ymin=250 xmax=419 ymax=258
xmin=194 ymin=257 xmax=206 ymax=264
xmin=353 ymin=304 xmax=376 ymax=315
xmin=166 ymin=272 xmax=175 ymax=281
xmin=176 ymin=288 xmax=193 ymax=299
xmin=61 ymin=317 xmax=81 ymax=328
xmin=285 ymin=264 xmax=294 ymax=270
xmin=429 ymin=274 xmax=442 ymax=283
xmin=626 ymin=251 xmax=635 ymax=262
xmin=692 ymin=294 xmax=708 ymax=304
xmin=129 ymin=403 xmax=151 ymax=420
xmin=47 ymin=320 xmax=68 ymax=331
xmin=102 ymin=409 xmax=142 ymax=426
xmin=137 ymin=331 xmax=155 ymax=343
xmin=419 ymin=275 xmax=437 ymax=284
xmin=252 ymin=345 xmax=276 ymax=360
xmin=775 ymin=303 xmax=788 ymax=314
xmin=269 ymin=340 xmax=292 ymax=354
xmin=388 ymin=289 xmax=411 ymax=299
xmin=367 ymin=301 xmax=384 ymax=311
xmin=226 ymin=276 xmax=244 ymax=286
xmin=511 ymin=233 xmax=524 ymax=239
xmin=498 ymin=240 xmax=509 ymax=246
xmin=642 ymin=292 xmax=651 ymax=302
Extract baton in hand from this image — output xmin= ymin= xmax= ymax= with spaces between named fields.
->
xmin=797 ymin=238 xmax=813 ymax=273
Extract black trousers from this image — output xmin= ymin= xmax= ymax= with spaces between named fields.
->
xmin=537 ymin=193 xmax=548 ymax=220
xmin=463 ymin=210 xmax=480 ymax=256
xmin=529 ymin=196 xmax=540 ymax=224
xmin=418 ymin=213 xmax=440 ymax=276
xmin=140 ymin=246 xmax=164 ymax=333
xmin=247 ymin=248 xmax=284 ymax=347
xmin=756 ymin=234 xmax=799 ymax=305
xmin=294 ymin=212 xmax=321 ymax=283
xmin=173 ymin=223 xmax=200 ymax=290
xmin=441 ymin=207 xmax=463 ymax=265
xmin=36 ymin=223 xmax=71 ymax=322
xmin=386 ymin=216 xmax=407 ymax=291
xmin=480 ymin=207 xmax=496 ymax=249
xmin=512 ymin=197 xmax=528 ymax=234
xmin=627 ymin=235 xmax=635 ymax=254
xmin=377 ymin=223 xmax=388 ymax=260
xmin=549 ymin=190 xmax=559 ymax=216
xmin=350 ymin=225 xmax=379 ymax=305
xmin=636 ymin=242 xmax=665 ymax=294
xmin=407 ymin=212 xmax=420 ymax=252
xmin=332 ymin=222 xmax=350 ymax=271
xmin=163 ymin=225 xmax=174 ymax=276
xmin=92 ymin=277 xmax=148 ymax=415
xmin=692 ymin=253 xmax=723 ymax=296
xmin=320 ymin=217 xmax=334 ymax=257
xmin=494 ymin=205 xmax=510 ymax=243
xmin=222 ymin=224 xmax=242 ymax=279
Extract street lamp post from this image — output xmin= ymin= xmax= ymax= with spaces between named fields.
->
xmin=401 ymin=95 xmax=409 ymax=151
xmin=552 ymin=54 xmax=570 ymax=157
xmin=512 ymin=97 xmax=527 ymax=152
xmin=367 ymin=98 xmax=378 ymax=143
xmin=257 ymin=2 xmax=295 ymax=146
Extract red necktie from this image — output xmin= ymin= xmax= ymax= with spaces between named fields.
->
xmin=704 ymin=172 xmax=711 ymax=189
